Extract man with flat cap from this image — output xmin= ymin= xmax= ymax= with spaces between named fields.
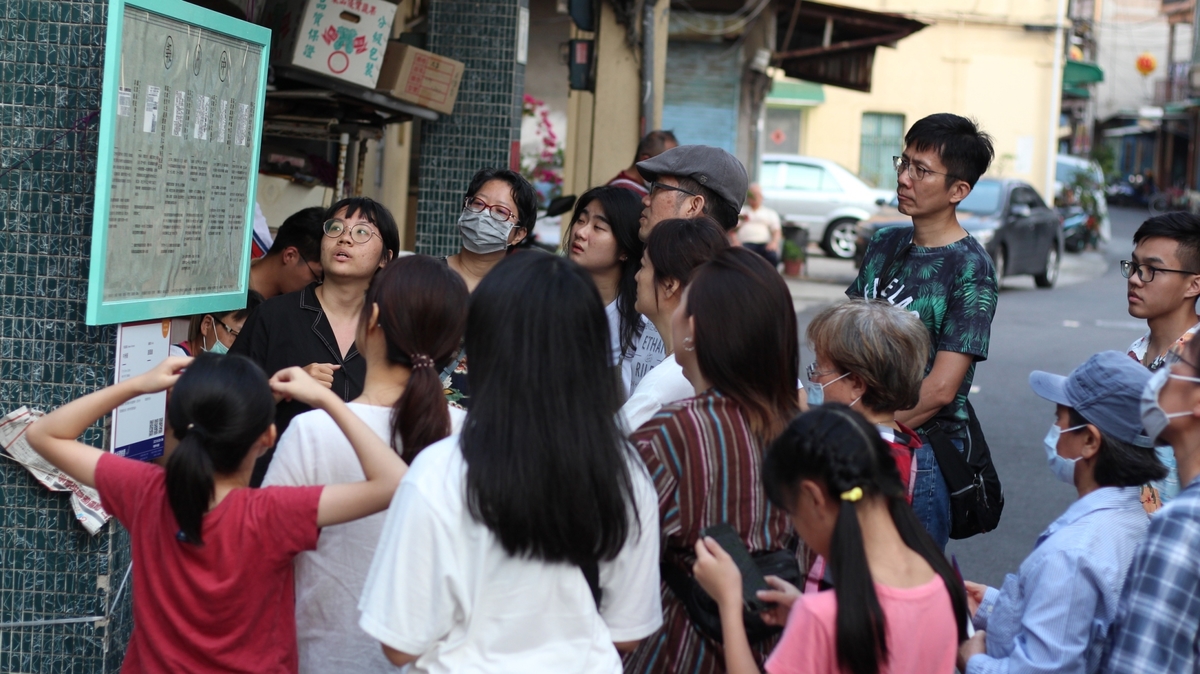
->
xmin=635 ymin=144 xmax=748 ymax=241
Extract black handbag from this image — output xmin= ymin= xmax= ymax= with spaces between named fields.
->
xmin=925 ymin=400 xmax=1004 ymax=539
xmin=660 ymin=548 xmax=802 ymax=645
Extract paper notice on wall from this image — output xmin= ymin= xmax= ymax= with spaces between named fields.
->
xmin=111 ymin=320 xmax=170 ymax=462
xmin=1015 ymin=136 xmax=1034 ymax=175
xmin=0 ymin=407 xmax=111 ymax=535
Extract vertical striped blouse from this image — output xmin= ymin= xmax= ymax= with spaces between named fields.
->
xmin=623 ymin=390 xmax=796 ymax=674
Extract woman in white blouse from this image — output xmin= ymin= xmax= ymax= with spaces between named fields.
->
xmin=359 ymin=253 xmax=662 ymax=673
xmin=262 ymin=255 xmax=469 ymax=673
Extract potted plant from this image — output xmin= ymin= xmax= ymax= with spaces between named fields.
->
xmin=782 ymin=239 xmax=805 ymax=277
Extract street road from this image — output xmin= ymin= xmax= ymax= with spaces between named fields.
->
xmin=796 ymin=206 xmax=1153 ymax=587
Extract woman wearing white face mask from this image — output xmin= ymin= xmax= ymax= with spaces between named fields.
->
xmin=956 ymin=351 xmax=1165 ymax=674
xmin=169 ymin=291 xmax=263 ymax=358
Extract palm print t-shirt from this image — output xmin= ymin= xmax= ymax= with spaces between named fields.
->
xmin=846 ymin=226 xmax=998 ymax=440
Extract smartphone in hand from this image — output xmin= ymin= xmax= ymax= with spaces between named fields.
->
xmin=700 ymin=523 xmax=773 ymax=613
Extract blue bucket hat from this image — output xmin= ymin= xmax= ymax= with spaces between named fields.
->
xmin=1029 ymin=350 xmax=1155 ymax=448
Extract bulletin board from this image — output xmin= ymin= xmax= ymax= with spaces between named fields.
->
xmin=86 ymin=0 xmax=270 ymax=325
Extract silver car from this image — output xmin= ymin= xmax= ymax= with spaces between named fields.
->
xmin=759 ymin=154 xmax=892 ymax=259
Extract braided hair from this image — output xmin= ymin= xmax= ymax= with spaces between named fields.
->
xmin=763 ymin=405 xmax=969 ymax=674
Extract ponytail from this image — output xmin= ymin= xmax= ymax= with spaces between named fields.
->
xmin=163 ymin=352 xmax=276 ymax=546
xmin=165 ymin=429 xmax=217 ymax=544
xmin=364 ymin=256 xmax=468 ymax=461
xmin=829 ymin=499 xmax=889 ymax=674
xmin=392 ymin=353 xmax=452 ymax=463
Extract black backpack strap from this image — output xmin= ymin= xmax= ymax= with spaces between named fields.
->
xmin=924 ymin=423 xmax=974 ymax=494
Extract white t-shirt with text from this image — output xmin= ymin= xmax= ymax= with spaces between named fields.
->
xmin=620 ymin=354 xmax=695 ymax=432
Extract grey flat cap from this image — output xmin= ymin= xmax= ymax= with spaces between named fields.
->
xmin=636 ymin=145 xmax=748 ymax=213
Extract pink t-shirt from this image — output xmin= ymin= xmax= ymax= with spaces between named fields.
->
xmin=766 ymin=575 xmax=957 ymax=674
xmin=95 ymin=452 xmax=322 ymax=673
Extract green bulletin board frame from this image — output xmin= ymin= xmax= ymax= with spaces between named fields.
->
xmin=86 ymin=0 xmax=270 ymax=325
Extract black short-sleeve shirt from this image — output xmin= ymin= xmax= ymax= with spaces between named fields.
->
xmin=229 ymin=282 xmax=365 ymax=482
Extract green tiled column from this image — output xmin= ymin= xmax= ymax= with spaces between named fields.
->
xmin=414 ymin=0 xmax=528 ymax=256
xmin=0 ymin=2 xmax=134 ymax=671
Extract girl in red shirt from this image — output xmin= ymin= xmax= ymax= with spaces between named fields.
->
xmin=25 ymin=352 xmax=407 ymax=673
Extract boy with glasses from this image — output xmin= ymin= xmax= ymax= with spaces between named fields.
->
xmin=1122 ymin=212 xmax=1200 ymax=506
xmin=250 ymin=207 xmax=326 ymax=299
xmin=846 ymin=113 xmax=997 ymax=549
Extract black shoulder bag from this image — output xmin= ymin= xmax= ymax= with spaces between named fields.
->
xmin=924 ymin=400 xmax=1004 ymax=539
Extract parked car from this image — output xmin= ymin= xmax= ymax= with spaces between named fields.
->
xmin=759 ymin=154 xmax=892 ymax=259
xmin=854 ymin=194 xmax=907 ymax=267
xmin=853 ymin=178 xmax=1064 ymax=288
xmin=1054 ymin=154 xmax=1110 ymax=243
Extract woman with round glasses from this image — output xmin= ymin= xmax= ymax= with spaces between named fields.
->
xmin=232 ymin=196 xmax=400 ymax=485
xmin=446 ymin=168 xmax=538 ymax=292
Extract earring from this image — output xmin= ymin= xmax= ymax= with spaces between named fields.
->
xmin=682 ymin=336 xmax=695 ymax=352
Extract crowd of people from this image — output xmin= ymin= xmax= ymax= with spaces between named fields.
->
xmin=22 ymin=111 xmax=1200 ymax=673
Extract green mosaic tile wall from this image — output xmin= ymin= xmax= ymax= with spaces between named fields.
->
xmin=0 ymin=1 xmax=133 ymax=671
xmin=414 ymin=0 xmax=528 ymax=257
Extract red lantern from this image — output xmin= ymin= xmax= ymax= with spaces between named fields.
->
xmin=1136 ymin=52 xmax=1157 ymax=77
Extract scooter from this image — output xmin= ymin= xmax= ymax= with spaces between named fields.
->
xmin=1059 ymin=206 xmax=1094 ymax=253
xmin=525 ymin=194 xmax=577 ymax=253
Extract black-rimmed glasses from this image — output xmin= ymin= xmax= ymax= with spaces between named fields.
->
xmin=1120 ymin=259 xmax=1199 ymax=283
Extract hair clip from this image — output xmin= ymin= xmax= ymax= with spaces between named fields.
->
xmin=840 ymin=487 xmax=863 ymax=502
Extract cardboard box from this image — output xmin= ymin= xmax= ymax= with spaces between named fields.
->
xmin=261 ymin=0 xmax=398 ymax=89
xmin=376 ymin=43 xmax=464 ymax=115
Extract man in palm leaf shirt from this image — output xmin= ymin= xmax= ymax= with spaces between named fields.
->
xmin=846 ymin=113 xmax=998 ymax=549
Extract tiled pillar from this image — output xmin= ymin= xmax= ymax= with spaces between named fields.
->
xmin=414 ymin=0 xmax=528 ymax=256
xmin=0 ymin=2 xmax=133 ymax=671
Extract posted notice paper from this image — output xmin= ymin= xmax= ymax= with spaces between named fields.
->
xmin=111 ymin=320 xmax=171 ymax=461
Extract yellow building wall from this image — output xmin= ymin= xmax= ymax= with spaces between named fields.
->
xmin=802 ymin=0 xmax=1063 ymax=199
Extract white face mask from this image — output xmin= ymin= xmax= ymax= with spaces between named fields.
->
xmin=1043 ymin=423 xmax=1087 ymax=485
xmin=1141 ymin=367 xmax=1200 ymax=443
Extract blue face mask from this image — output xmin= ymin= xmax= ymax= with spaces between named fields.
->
xmin=1043 ymin=423 xmax=1087 ymax=485
xmin=806 ymin=371 xmax=849 ymax=407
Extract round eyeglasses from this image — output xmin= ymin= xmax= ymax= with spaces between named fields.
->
xmin=324 ymin=219 xmax=380 ymax=245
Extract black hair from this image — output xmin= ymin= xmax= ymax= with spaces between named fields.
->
xmin=636 ymin=129 xmax=678 ymax=161
xmin=674 ymin=175 xmax=740 ymax=230
xmin=687 ymin=248 xmax=800 ymax=443
xmin=364 ymin=255 xmax=468 ymax=462
xmin=326 ymin=196 xmax=401 ymax=261
xmin=764 ymin=405 xmax=970 ymax=674
xmin=463 ymin=167 xmax=539 ymax=248
xmin=904 ymin=113 xmax=995 ymax=188
xmin=566 ymin=186 xmax=645 ymax=358
xmin=461 ymin=253 xmax=637 ymax=565
xmin=166 ymin=353 xmax=275 ymax=544
xmin=645 ymin=217 xmax=730 ymax=306
xmin=1133 ymin=212 xmax=1200 ymax=272
xmin=185 ymin=290 xmax=265 ymax=356
xmin=266 ymin=206 xmax=325 ymax=263
xmin=1066 ymin=408 xmax=1168 ymax=487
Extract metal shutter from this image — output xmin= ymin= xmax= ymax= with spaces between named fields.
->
xmin=663 ymin=41 xmax=740 ymax=153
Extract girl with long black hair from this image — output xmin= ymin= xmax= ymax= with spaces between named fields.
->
xmin=262 ymin=255 xmax=468 ymax=673
xmin=24 ymin=353 xmax=409 ymax=672
xmin=358 ymin=253 xmax=662 ymax=673
xmin=624 ymin=247 xmax=801 ymax=674
xmin=692 ymin=405 xmax=969 ymax=674
xmin=565 ymin=185 xmax=653 ymax=397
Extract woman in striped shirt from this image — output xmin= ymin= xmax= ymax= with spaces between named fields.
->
xmin=624 ymin=248 xmax=802 ymax=674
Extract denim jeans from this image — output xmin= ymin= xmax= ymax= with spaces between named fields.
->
xmin=912 ymin=437 xmax=965 ymax=551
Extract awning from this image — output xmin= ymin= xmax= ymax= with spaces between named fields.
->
xmin=1063 ymin=60 xmax=1104 ymax=86
xmin=767 ymin=79 xmax=825 ymax=106
xmin=772 ymin=0 xmax=927 ymax=92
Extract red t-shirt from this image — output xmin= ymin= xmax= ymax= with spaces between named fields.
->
xmin=94 ymin=452 xmax=322 ymax=673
